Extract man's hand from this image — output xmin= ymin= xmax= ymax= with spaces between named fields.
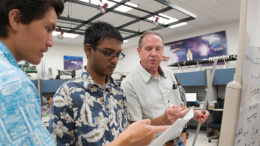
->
xmin=163 ymin=105 xmax=190 ymax=125
xmin=193 ymin=110 xmax=209 ymax=123
xmin=108 ymin=119 xmax=169 ymax=146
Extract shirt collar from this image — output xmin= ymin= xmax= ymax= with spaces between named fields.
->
xmin=0 ymin=41 xmax=19 ymax=68
xmin=137 ymin=62 xmax=166 ymax=83
xmin=81 ymin=70 xmax=119 ymax=90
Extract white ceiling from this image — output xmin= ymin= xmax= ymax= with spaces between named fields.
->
xmin=53 ymin=0 xmax=241 ymax=49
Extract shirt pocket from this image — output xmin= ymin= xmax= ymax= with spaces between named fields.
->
xmin=162 ymin=81 xmax=183 ymax=105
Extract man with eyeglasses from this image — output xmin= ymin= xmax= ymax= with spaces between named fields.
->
xmin=48 ymin=22 xmax=169 ymax=146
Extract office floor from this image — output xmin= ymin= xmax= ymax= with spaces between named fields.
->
xmin=186 ymin=129 xmax=218 ymax=146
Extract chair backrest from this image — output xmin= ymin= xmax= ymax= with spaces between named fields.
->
xmin=212 ymin=110 xmax=223 ymax=123
xmin=212 ymin=99 xmax=224 ymax=123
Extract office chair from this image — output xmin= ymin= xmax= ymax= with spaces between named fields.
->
xmin=207 ymin=101 xmax=223 ymax=144
xmin=207 ymin=119 xmax=221 ymax=142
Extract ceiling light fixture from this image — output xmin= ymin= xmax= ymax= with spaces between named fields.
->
xmin=148 ymin=13 xmax=177 ymax=25
xmin=79 ymin=0 xmax=138 ymax=13
xmin=169 ymin=22 xmax=188 ymax=29
xmin=52 ymin=31 xmax=79 ymax=39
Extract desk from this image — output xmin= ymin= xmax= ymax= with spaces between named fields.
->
xmin=193 ymin=107 xmax=203 ymax=110
xmin=208 ymin=108 xmax=224 ymax=112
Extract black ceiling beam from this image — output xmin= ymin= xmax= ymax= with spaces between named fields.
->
xmin=155 ymin=0 xmax=197 ymax=19
xmin=122 ymin=0 xmax=197 ymax=40
xmin=68 ymin=0 xmax=129 ymax=32
xmin=123 ymin=16 xmax=195 ymax=40
xmin=118 ymin=28 xmax=138 ymax=34
xmin=152 ymin=16 xmax=195 ymax=31
xmin=59 ymin=25 xmax=136 ymax=37
xmin=57 ymin=26 xmax=85 ymax=35
xmin=58 ymin=16 xmax=84 ymax=24
xmin=117 ymin=7 xmax=171 ymax=29
xmin=57 ymin=25 xmax=85 ymax=32
xmin=69 ymin=13 xmax=102 ymax=32
xmin=64 ymin=0 xmax=170 ymax=32
xmin=65 ymin=0 xmax=102 ymax=10
xmin=58 ymin=15 xmax=139 ymax=34
xmin=108 ymin=0 xmax=169 ymax=20
xmin=58 ymin=12 xmax=169 ymax=34
xmin=62 ymin=0 xmax=198 ymax=40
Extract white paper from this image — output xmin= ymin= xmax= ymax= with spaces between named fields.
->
xmin=149 ymin=108 xmax=194 ymax=146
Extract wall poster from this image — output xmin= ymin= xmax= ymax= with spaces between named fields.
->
xmin=161 ymin=31 xmax=228 ymax=66
xmin=64 ymin=55 xmax=83 ymax=70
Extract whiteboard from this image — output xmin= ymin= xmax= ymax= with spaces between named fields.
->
xmin=235 ymin=0 xmax=260 ymax=145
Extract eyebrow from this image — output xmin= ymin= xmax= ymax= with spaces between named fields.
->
xmin=104 ymin=47 xmax=122 ymax=52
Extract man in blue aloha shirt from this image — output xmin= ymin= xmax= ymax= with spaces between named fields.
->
xmin=49 ymin=21 xmax=196 ymax=146
xmin=0 ymin=0 xmax=64 ymax=145
xmin=49 ymin=22 xmax=129 ymax=145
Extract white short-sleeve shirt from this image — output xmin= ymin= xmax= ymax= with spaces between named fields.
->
xmin=121 ymin=62 xmax=183 ymax=121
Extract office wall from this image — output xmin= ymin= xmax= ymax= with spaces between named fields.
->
xmin=117 ymin=20 xmax=239 ymax=73
xmin=38 ymin=20 xmax=239 ymax=77
xmin=36 ymin=44 xmax=87 ymax=78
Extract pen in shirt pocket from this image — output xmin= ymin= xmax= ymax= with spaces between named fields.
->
xmin=172 ymin=83 xmax=178 ymax=89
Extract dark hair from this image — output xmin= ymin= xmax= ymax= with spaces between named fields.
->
xmin=84 ymin=21 xmax=123 ymax=47
xmin=138 ymin=30 xmax=163 ymax=49
xmin=0 ymin=0 xmax=64 ymax=38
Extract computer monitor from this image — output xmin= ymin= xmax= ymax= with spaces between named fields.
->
xmin=185 ymin=93 xmax=197 ymax=102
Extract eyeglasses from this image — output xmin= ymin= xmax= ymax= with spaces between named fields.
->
xmin=90 ymin=44 xmax=125 ymax=60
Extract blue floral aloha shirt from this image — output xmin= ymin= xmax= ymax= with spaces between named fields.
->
xmin=0 ymin=41 xmax=55 ymax=145
xmin=49 ymin=71 xmax=128 ymax=146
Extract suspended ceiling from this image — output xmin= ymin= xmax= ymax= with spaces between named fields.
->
xmin=53 ymin=0 xmax=240 ymax=49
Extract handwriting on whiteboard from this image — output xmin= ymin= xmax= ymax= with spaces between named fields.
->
xmin=235 ymin=103 xmax=260 ymax=146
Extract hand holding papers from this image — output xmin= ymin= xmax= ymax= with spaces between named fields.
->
xmin=149 ymin=108 xmax=194 ymax=146
xmin=165 ymin=105 xmax=190 ymax=124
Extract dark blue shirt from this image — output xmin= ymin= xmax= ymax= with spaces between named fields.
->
xmin=49 ymin=71 xmax=128 ymax=146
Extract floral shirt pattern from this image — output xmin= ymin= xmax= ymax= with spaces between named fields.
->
xmin=49 ymin=71 xmax=128 ymax=146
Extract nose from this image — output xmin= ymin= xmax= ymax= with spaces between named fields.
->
xmin=47 ymin=33 xmax=53 ymax=47
xmin=110 ymin=55 xmax=119 ymax=64
xmin=150 ymin=48 xmax=158 ymax=56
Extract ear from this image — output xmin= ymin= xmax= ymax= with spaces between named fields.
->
xmin=8 ymin=9 xmax=23 ymax=31
xmin=85 ymin=44 xmax=94 ymax=58
xmin=137 ymin=47 xmax=141 ymax=57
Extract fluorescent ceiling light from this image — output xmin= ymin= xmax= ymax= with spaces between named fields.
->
xmin=114 ymin=2 xmax=138 ymax=13
xmin=79 ymin=0 xmax=99 ymax=5
xmin=169 ymin=22 xmax=188 ymax=29
xmin=123 ymin=40 xmax=128 ymax=43
xmin=52 ymin=31 xmax=79 ymax=38
xmin=148 ymin=13 xmax=178 ymax=25
xmin=148 ymin=13 xmax=187 ymax=29
xmin=79 ymin=0 xmax=138 ymax=13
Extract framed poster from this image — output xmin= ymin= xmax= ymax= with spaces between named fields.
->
xmin=64 ymin=55 xmax=83 ymax=70
xmin=161 ymin=31 xmax=228 ymax=66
